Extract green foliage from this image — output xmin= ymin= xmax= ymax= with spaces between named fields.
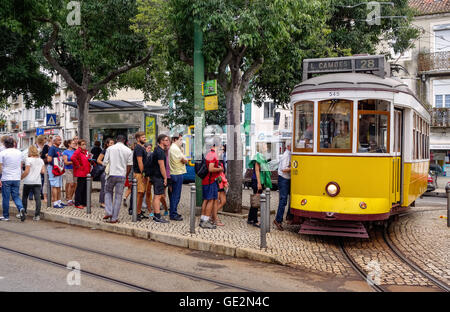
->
xmin=0 ymin=0 xmax=58 ymax=108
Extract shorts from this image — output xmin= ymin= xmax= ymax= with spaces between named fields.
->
xmin=151 ymin=177 xmax=165 ymax=195
xmin=47 ymin=166 xmax=62 ymax=188
xmin=202 ymin=182 xmax=218 ymax=200
xmin=65 ymin=169 xmax=76 ymax=184
xmin=134 ymin=173 xmax=148 ymax=193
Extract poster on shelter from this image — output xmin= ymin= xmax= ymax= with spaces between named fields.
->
xmin=145 ymin=116 xmax=156 ymax=148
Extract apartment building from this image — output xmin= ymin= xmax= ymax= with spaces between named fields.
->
xmin=392 ymin=0 xmax=450 ymax=174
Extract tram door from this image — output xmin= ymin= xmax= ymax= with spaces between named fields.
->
xmin=393 ymin=109 xmax=403 ymax=204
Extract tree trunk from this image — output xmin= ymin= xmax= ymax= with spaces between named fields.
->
xmin=224 ymin=90 xmax=243 ymax=213
xmin=77 ymin=93 xmax=91 ymax=146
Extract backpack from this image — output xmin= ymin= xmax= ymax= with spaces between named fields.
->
xmin=195 ymin=154 xmax=209 ymax=179
xmin=51 ymin=151 xmax=65 ymax=176
xmin=143 ymin=151 xmax=154 ymax=177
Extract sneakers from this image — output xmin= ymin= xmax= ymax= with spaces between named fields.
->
xmin=20 ymin=208 xmax=26 ymax=222
xmin=164 ymin=210 xmax=169 ymax=216
xmin=273 ymin=220 xmax=284 ymax=231
xmin=138 ymin=213 xmax=149 ymax=219
xmin=153 ymin=215 xmax=169 ymax=223
xmin=33 ymin=216 xmax=40 ymax=221
xmin=0 ymin=216 xmax=9 ymax=221
xmin=149 ymin=212 xmax=154 ymax=217
xmin=53 ymin=204 xmax=64 ymax=209
xmin=170 ymin=215 xmax=183 ymax=221
xmin=67 ymin=200 xmax=74 ymax=206
xmin=59 ymin=202 xmax=68 ymax=207
xmin=199 ymin=220 xmax=216 ymax=229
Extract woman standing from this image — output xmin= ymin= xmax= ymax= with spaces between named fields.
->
xmin=71 ymin=140 xmax=91 ymax=209
xmin=211 ymin=149 xmax=227 ymax=226
xmin=21 ymin=146 xmax=45 ymax=221
xmin=247 ymin=147 xmax=272 ymax=227
xmin=97 ymin=138 xmax=114 ymax=208
xmin=62 ymin=140 xmax=77 ymax=206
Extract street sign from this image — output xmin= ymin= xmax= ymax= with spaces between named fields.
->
xmin=204 ymin=95 xmax=218 ymax=111
xmin=36 ymin=128 xmax=44 ymax=136
xmin=46 ymin=114 xmax=57 ymax=127
xmin=202 ymin=80 xmax=217 ymax=96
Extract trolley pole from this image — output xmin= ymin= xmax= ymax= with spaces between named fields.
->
xmin=260 ymin=193 xmax=267 ymax=249
xmin=47 ymin=174 xmax=51 ymax=208
xmin=265 ymin=188 xmax=271 ymax=233
xmin=86 ymin=174 xmax=92 ymax=214
xmin=446 ymin=182 xmax=450 ymax=228
xmin=190 ymin=185 xmax=196 ymax=234
xmin=132 ymin=178 xmax=138 ymax=222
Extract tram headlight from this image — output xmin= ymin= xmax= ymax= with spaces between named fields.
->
xmin=359 ymin=202 xmax=367 ymax=209
xmin=301 ymin=199 xmax=307 ymax=206
xmin=325 ymin=182 xmax=340 ymax=197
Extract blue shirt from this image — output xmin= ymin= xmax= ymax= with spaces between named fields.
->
xmin=62 ymin=149 xmax=75 ymax=169
xmin=48 ymin=146 xmax=62 ymax=166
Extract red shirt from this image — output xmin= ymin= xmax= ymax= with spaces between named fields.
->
xmin=202 ymin=149 xmax=220 ymax=185
xmin=72 ymin=148 xmax=91 ymax=177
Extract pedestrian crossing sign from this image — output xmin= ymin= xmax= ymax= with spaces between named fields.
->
xmin=46 ymin=114 xmax=57 ymax=126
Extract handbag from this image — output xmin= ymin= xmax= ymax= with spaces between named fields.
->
xmin=52 ymin=152 xmax=65 ymax=176
xmin=250 ymin=194 xmax=260 ymax=208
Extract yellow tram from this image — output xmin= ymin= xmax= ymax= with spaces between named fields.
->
xmin=290 ymin=55 xmax=430 ymax=238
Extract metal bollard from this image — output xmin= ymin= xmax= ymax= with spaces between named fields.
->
xmin=260 ymin=193 xmax=267 ymax=249
xmin=265 ymin=188 xmax=271 ymax=233
xmin=47 ymin=173 xmax=51 ymax=208
xmin=190 ymin=185 xmax=196 ymax=234
xmin=132 ymin=178 xmax=138 ymax=222
xmin=446 ymin=182 xmax=450 ymax=228
xmin=86 ymin=174 xmax=92 ymax=214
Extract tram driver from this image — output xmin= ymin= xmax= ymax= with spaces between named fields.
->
xmin=331 ymin=121 xmax=350 ymax=149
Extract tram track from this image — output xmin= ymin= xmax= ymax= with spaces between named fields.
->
xmin=0 ymin=245 xmax=156 ymax=292
xmin=0 ymin=227 xmax=256 ymax=292
xmin=382 ymin=227 xmax=450 ymax=292
xmin=337 ymin=238 xmax=388 ymax=292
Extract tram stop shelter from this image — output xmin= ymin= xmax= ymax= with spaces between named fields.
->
xmin=63 ymin=100 xmax=168 ymax=147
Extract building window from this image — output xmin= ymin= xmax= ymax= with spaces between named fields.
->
xmin=435 ymin=95 xmax=443 ymax=108
xmin=446 ymin=95 xmax=450 ymax=108
xmin=264 ymin=102 xmax=275 ymax=119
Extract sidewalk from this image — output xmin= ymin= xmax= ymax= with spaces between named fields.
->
xmin=10 ymin=184 xmax=356 ymax=276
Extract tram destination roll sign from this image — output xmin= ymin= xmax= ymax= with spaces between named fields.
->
xmin=303 ymin=55 xmax=385 ymax=80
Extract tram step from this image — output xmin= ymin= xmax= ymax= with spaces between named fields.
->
xmin=299 ymin=220 xmax=369 ymax=238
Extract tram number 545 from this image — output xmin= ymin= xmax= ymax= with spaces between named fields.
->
xmin=329 ymin=91 xmax=340 ymax=97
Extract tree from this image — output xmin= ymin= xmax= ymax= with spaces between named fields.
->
xmin=135 ymin=0 xmax=420 ymax=213
xmin=35 ymin=0 xmax=153 ymax=144
xmin=0 ymin=0 xmax=56 ymax=108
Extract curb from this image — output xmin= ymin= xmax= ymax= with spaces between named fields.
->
xmin=26 ymin=208 xmax=278 ymax=266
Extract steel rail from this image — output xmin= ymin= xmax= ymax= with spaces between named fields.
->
xmin=382 ymin=228 xmax=450 ymax=292
xmin=0 ymin=245 xmax=156 ymax=292
xmin=338 ymin=239 xmax=388 ymax=292
xmin=0 ymin=227 xmax=256 ymax=292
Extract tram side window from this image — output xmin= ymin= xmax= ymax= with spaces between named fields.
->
xmin=357 ymin=100 xmax=390 ymax=153
xmin=318 ymin=99 xmax=352 ymax=152
xmin=294 ymin=101 xmax=314 ymax=151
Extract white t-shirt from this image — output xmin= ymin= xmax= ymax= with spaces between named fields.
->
xmin=23 ymin=157 xmax=45 ymax=185
xmin=0 ymin=148 xmax=23 ymax=181
xmin=104 ymin=142 xmax=133 ymax=177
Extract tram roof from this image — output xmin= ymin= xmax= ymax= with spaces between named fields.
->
xmin=292 ymin=73 xmax=413 ymax=95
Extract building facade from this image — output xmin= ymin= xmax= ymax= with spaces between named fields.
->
xmin=392 ymin=0 xmax=450 ymax=175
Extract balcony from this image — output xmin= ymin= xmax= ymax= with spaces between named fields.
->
xmin=431 ymin=108 xmax=450 ymax=127
xmin=10 ymin=120 xmax=20 ymax=131
xmin=419 ymin=51 xmax=450 ymax=74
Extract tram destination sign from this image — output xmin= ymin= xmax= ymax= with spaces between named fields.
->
xmin=303 ymin=55 xmax=386 ymax=80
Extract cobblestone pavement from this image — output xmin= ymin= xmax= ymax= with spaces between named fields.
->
xmin=5 ymin=184 xmax=448 ymax=286
xmin=389 ymin=209 xmax=449 ymax=286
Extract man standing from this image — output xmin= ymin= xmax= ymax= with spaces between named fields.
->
xmin=149 ymin=134 xmax=170 ymax=223
xmin=103 ymin=135 xmax=133 ymax=223
xmin=168 ymin=135 xmax=187 ymax=221
xmin=0 ymin=137 xmax=25 ymax=221
xmin=274 ymin=142 xmax=292 ymax=231
xmin=133 ymin=132 xmax=150 ymax=221
xmin=47 ymin=135 xmax=66 ymax=208
xmin=200 ymin=143 xmax=223 ymax=229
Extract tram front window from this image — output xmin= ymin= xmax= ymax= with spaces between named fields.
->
xmin=319 ymin=99 xmax=352 ymax=152
xmin=294 ymin=101 xmax=314 ymax=151
xmin=358 ymin=99 xmax=390 ymax=153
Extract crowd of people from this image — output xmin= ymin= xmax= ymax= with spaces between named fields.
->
xmin=0 ymin=132 xmax=293 ymax=232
